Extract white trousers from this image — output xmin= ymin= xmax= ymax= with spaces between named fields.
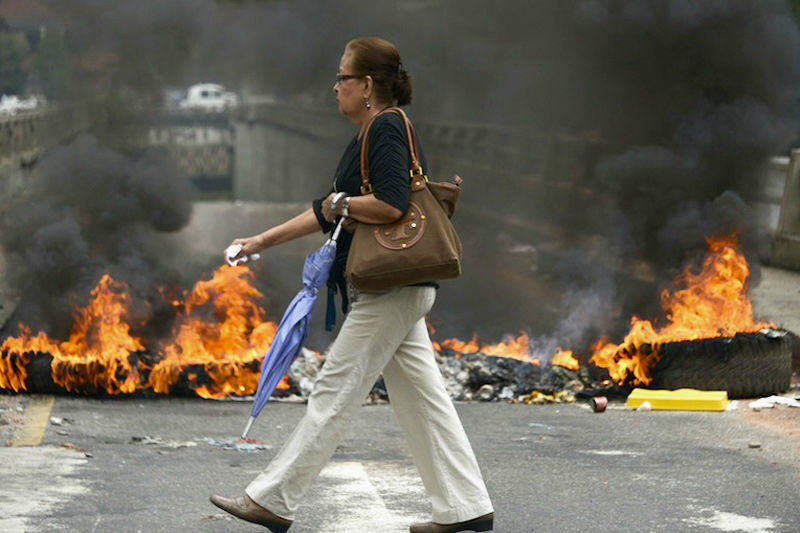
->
xmin=246 ymin=286 xmax=494 ymax=524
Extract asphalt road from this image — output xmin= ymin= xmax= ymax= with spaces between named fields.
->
xmin=2 ymin=395 xmax=799 ymax=533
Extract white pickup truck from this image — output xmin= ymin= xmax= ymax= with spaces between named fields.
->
xmin=178 ymin=83 xmax=238 ymax=112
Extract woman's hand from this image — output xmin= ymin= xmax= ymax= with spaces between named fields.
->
xmin=228 ymin=234 xmax=266 ymax=261
xmin=321 ymin=192 xmax=338 ymax=222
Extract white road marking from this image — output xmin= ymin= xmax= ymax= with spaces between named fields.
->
xmin=686 ymin=508 xmax=778 ymax=533
xmin=316 ymin=460 xmax=427 ymax=533
xmin=583 ymin=449 xmax=644 ymax=457
xmin=0 ymin=446 xmax=89 ymax=533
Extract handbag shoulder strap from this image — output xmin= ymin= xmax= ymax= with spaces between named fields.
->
xmin=358 ymin=107 xmax=423 ymax=195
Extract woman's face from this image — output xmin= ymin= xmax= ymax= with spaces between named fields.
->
xmin=334 ymin=52 xmax=367 ymax=121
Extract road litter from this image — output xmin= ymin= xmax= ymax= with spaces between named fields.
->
xmin=521 ymin=390 xmax=576 ymax=404
xmin=636 ymin=401 xmax=652 ymax=412
xmin=748 ymin=442 xmax=762 ymax=449
xmin=49 ymin=416 xmax=74 ymax=426
xmin=748 ymin=395 xmax=800 ymax=411
xmin=203 ymin=437 xmax=271 ymax=452
xmin=685 ymin=507 xmax=777 ymax=533
xmin=130 ymin=435 xmax=198 ymax=449
xmin=626 ymin=388 xmax=729 ymax=411
xmin=589 ymin=396 xmax=607 ymax=413
xmin=203 ymin=513 xmax=235 ymax=521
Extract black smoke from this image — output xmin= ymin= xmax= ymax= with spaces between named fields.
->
xmin=0 ymin=135 xmax=192 ymax=336
xmin=5 ymin=1 xmax=800 ymax=348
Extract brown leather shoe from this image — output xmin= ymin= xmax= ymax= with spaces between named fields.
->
xmin=409 ymin=512 xmax=494 ymax=532
xmin=209 ymin=493 xmax=292 ymax=532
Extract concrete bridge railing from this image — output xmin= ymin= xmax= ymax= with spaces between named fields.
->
xmin=0 ymin=105 xmax=92 ymax=198
xmin=231 ymin=102 xmax=557 ymax=203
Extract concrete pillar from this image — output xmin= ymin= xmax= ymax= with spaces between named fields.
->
xmin=771 ymin=148 xmax=800 ymax=269
xmin=232 ymin=103 xmax=351 ymax=203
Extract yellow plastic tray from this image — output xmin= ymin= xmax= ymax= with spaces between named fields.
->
xmin=626 ymin=388 xmax=729 ymax=411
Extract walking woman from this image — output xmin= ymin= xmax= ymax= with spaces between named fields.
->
xmin=212 ymin=37 xmax=495 ymax=533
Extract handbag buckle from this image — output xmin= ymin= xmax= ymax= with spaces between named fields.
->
xmin=360 ymin=183 xmax=373 ymax=195
xmin=409 ymin=168 xmax=428 ymax=182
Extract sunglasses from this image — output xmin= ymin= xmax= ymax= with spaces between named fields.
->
xmin=334 ymin=74 xmax=363 ymax=84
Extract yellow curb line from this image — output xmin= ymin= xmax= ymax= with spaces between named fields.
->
xmin=11 ymin=395 xmax=55 ymax=447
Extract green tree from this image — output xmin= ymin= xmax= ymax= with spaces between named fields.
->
xmin=35 ymin=29 xmax=69 ymax=99
xmin=0 ymin=31 xmax=30 ymax=94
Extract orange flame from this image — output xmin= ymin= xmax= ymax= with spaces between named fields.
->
xmin=0 ymin=274 xmax=143 ymax=394
xmin=552 ymin=349 xmax=579 ymax=370
xmin=589 ymin=234 xmax=770 ymax=384
xmin=0 ymin=234 xmax=768 ymax=397
xmin=0 ymin=267 xmax=287 ymax=398
xmin=148 ymin=266 xmax=278 ymax=399
xmin=480 ymin=334 xmax=540 ymax=365
xmin=438 ymin=332 xmax=541 ymax=365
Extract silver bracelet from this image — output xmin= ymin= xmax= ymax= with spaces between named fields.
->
xmin=330 ymin=192 xmax=346 ymax=213
xmin=341 ymin=196 xmax=351 ymax=218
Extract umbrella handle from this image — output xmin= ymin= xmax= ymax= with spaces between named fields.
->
xmin=326 ymin=218 xmax=344 ymax=246
xmin=241 ymin=415 xmax=256 ymax=440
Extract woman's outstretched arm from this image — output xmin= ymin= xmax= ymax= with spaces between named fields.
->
xmin=228 ymin=207 xmax=321 ymax=259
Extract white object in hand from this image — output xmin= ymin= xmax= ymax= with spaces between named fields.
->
xmin=225 ymin=244 xmax=261 ymax=266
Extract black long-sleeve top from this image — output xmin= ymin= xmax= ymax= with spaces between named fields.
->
xmin=312 ymin=111 xmax=438 ymax=317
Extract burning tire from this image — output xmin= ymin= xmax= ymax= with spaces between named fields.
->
xmin=648 ymin=329 xmax=792 ymax=399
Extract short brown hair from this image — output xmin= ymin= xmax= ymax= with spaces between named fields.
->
xmin=345 ymin=37 xmax=412 ymax=106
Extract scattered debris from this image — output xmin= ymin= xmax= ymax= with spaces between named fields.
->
xmin=589 ymin=396 xmax=607 ymax=413
xmin=203 ymin=437 xmax=271 ymax=452
xmin=56 ymin=430 xmax=69 ymax=436
xmin=685 ymin=508 xmax=777 ymax=533
xmin=748 ymin=396 xmax=800 ymax=411
xmin=130 ymin=435 xmax=198 ymax=449
xmin=61 ymin=443 xmax=75 ymax=448
xmin=520 ymin=390 xmax=575 ymax=405
xmin=497 ymin=386 xmax=515 ymax=401
xmin=84 ymin=452 xmax=93 ymax=458
xmin=584 ymin=450 xmax=643 ymax=457
xmin=476 ymin=384 xmax=495 ymax=401
xmin=748 ymin=442 xmax=762 ymax=449
xmin=272 ymin=394 xmax=306 ymax=403
xmin=636 ymin=402 xmax=652 ymax=412
xmin=203 ymin=513 xmax=235 ymax=521
xmin=50 ymin=417 xmax=64 ymax=426
xmin=0 ymin=396 xmax=25 ymax=442
xmin=286 ymin=348 xmax=325 ymax=398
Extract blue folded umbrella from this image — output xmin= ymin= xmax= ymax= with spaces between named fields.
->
xmin=241 ymin=219 xmax=343 ymax=439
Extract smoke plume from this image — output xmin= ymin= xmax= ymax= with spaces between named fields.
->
xmin=1 ymin=135 xmax=192 ymax=336
xmin=3 ymin=1 xmax=799 ymax=349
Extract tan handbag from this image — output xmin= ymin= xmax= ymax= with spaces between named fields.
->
xmin=345 ymin=107 xmax=463 ymax=291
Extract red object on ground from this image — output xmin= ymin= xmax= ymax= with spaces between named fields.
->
xmin=590 ymin=396 xmax=607 ymax=413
